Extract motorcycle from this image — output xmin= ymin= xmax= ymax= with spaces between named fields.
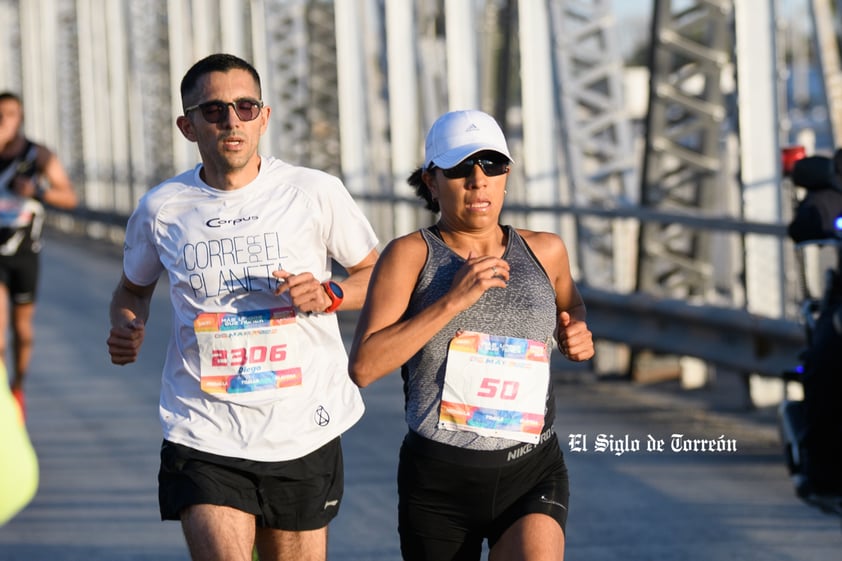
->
xmin=778 ymin=152 xmax=842 ymax=517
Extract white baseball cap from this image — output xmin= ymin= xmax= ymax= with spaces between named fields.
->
xmin=423 ymin=109 xmax=512 ymax=170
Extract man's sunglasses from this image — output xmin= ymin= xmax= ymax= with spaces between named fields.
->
xmin=433 ymin=157 xmax=510 ymax=179
xmin=184 ymin=98 xmax=264 ymax=123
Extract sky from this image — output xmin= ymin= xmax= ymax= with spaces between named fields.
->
xmin=610 ymin=0 xmax=806 ymax=25
xmin=612 ymin=0 xmax=651 ymax=19
xmin=610 ymin=0 xmax=652 ymax=59
xmin=608 ymin=0 xmax=814 ymax=59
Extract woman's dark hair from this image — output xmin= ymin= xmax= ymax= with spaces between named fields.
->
xmin=408 ymin=166 xmax=439 ymax=213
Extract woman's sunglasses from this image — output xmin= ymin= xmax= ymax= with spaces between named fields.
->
xmin=433 ymin=157 xmax=510 ymax=179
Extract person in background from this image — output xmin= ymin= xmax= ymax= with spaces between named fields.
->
xmin=349 ymin=109 xmax=594 ymax=561
xmin=106 ymin=54 xmax=379 ymax=561
xmin=0 ymin=361 xmax=38 ymax=526
xmin=0 ymin=92 xmax=78 ymax=420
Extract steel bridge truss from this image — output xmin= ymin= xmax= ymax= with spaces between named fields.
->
xmin=549 ymin=0 xmax=639 ymax=292
xmin=637 ymin=0 xmax=735 ymax=302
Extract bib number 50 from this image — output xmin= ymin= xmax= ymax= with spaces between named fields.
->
xmin=477 ymin=377 xmax=520 ymax=400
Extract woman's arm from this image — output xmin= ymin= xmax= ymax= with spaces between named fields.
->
xmin=349 ymin=233 xmax=509 ymax=386
xmin=521 ymin=230 xmax=594 ymax=361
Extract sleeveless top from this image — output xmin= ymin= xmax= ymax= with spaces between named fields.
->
xmin=0 ymin=138 xmax=48 ymax=256
xmin=402 ymin=225 xmax=558 ymax=450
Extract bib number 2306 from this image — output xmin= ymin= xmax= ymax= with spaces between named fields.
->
xmin=194 ymin=307 xmax=302 ymax=395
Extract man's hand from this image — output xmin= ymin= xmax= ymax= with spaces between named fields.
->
xmin=273 ymin=270 xmax=331 ymax=313
xmin=108 ymin=318 xmax=146 ymax=365
xmin=11 ymin=175 xmax=38 ymax=198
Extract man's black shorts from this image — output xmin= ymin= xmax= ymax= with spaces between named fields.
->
xmin=158 ymin=438 xmax=344 ymax=531
xmin=0 ymin=251 xmax=39 ymax=304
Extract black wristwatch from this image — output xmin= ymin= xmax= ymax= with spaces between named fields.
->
xmin=321 ymin=281 xmax=344 ymax=313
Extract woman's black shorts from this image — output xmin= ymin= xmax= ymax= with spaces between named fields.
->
xmin=397 ymin=429 xmax=569 ymax=561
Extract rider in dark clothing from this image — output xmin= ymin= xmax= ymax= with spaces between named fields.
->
xmin=787 ymin=152 xmax=842 ymax=496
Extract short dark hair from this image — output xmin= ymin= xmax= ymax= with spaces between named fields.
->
xmin=0 ymin=92 xmax=22 ymax=105
xmin=179 ymin=54 xmax=262 ymax=109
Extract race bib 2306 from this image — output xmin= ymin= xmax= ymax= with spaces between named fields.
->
xmin=194 ymin=307 xmax=302 ymax=395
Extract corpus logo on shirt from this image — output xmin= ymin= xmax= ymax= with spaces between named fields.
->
xmin=205 ymin=215 xmax=259 ymax=228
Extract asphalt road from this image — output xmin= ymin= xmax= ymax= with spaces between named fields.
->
xmin=0 ymin=231 xmax=840 ymax=560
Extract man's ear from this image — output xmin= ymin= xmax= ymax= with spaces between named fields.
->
xmin=258 ymin=105 xmax=271 ymax=136
xmin=176 ymin=115 xmax=197 ymax=142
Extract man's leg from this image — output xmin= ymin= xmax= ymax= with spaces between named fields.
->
xmin=0 ymin=283 xmax=9 ymax=382
xmin=255 ymin=526 xmax=328 ymax=561
xmin=11 ymin=301 xmax=35 ymax=390
xmin=180 ymin=503 xmax=257 ymax=561
xmin=253 ymin=437 xmax=339 ymax=561
xmin=180 ymin=504 xmax=329 ymax=561
xmin=8 ymin=301 xmax=33 ymax=419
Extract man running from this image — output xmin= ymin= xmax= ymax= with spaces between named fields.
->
xmin=107 ymin=54 xmax=379 ymax=561
xmin=0 ymin=91 xmax=78 ymax=419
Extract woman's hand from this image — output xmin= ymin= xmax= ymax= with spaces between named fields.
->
xmin=556 ymin=311 xmax=594 ymax=361
xmin=447 ymin=253 xmax=510 ymax=311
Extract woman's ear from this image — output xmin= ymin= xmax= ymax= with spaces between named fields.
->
xmin=422 ymin=169 xmax=438 ymax=199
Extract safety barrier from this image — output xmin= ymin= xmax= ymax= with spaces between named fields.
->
xmin=580 ymin=287 xmax=804 ymax=378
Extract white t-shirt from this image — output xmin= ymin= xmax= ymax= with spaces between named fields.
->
xmin=123 ymin=156 xmax=378 ymax=461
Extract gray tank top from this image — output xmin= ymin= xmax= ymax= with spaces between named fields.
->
xmin=402 ymin=225 xmax=558 ymax=450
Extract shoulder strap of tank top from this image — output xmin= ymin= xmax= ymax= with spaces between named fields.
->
xmin=19 ymin=141 xmax=39 ymax=176
xmin=1 ymin=140 xmax=39 ymax=187
xmin=427 ymin=224 xmax=443 ymax=240
xmin=508 ymin=226 xmax=552 ymax=281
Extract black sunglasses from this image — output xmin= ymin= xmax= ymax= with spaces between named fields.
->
xmin=435 ymin=157 xmax=510 ymax=179
xmin=184 ymin=98 xmax=264 ymax=123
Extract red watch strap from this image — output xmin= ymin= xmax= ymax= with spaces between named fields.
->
xmin=322 ymin=281 xmax=343 ymax=313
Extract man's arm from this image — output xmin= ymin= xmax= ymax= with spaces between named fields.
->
xmin=272 ymin=248 xmax=379 ymax=314
xmin=13 ymin=151 xmax=79 ymax=209
xmin=38 ymin=154 xmax=78 ymax=209
xmin=332 ymin=248 xmax=379 ymax=311
xmin=107 ymin=273 xmax=157 ymax=365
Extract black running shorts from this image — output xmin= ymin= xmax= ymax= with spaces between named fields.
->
xmin=397 ymin=429 xmax=569 ymax=561
xmin=0 ymin=251 xmax=39 ymax=305
xmin=158 ymin=438 xmax=344 ymax=531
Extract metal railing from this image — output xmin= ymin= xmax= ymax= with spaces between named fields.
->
xmin=47 ymin=192 xmax=807 ymax=381
xmin=581 ymin=287 xmax=804 ymax=378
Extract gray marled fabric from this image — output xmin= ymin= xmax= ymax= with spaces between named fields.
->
xmin=402 ymin=225 xmax=558 ymax=450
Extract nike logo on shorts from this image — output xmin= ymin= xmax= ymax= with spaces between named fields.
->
xmin=539 ymin=495 xmax=567 ymax=510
